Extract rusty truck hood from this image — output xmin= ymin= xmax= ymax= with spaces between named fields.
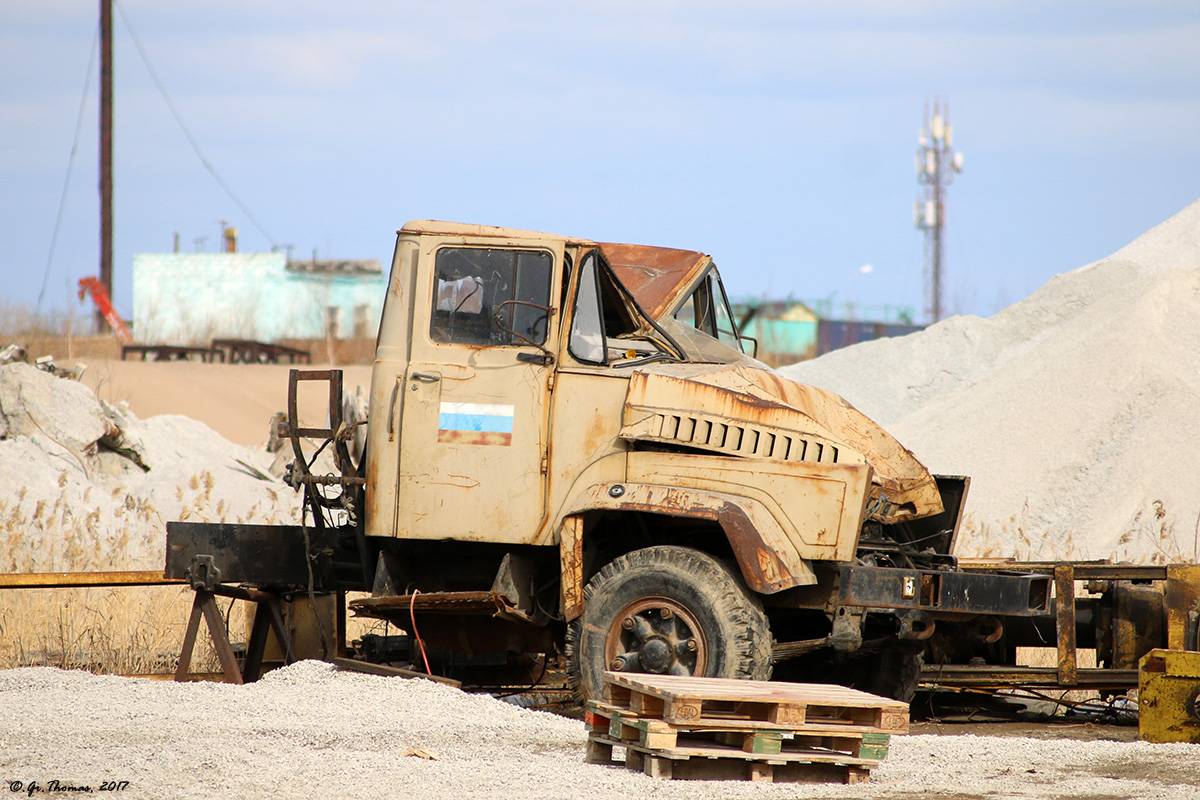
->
xmin=618 ymin=363 xmax=943 ymax=523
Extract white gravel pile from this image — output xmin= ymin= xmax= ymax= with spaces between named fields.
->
xmin=1 ymin=663 xmax=1196 ymax=800
xmin=0 ymin=362 xmax=300 ymax=572
xmin=783 ymin=199 xmax=1200 ymax=562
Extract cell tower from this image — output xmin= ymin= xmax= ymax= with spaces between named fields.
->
xmin=914 ymin=100 xmax=963 ymax=323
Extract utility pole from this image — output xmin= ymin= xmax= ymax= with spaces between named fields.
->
xmin=914 ymin=100 xmax=962 ymax=324
xmin=99 ymin=0 xmax=114 ymax=334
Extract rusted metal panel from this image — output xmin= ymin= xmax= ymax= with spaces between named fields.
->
xmin=365 ymin=236 xmax=419 ymax=542
xmin=1166 ymin=564 xmax=1200 ymax=651
xmin=388 ymin=234 xmax=565 ymax=546
xmin=539 ymin=370 xmax=630 ymax=547
xmin=1055 ymin=565 xmax=1078 ymax=686
xmin=623 ymin=450 xmax=869 ymax=565
xmin=571 ymin=481 xmax=818 ymax=592
xmin=621 ymin=378 xmax=855 ymax=467
xmin=364 ymin=377 xmax=400 ymax=539
xmin=560 ymin=515 xmax=585 ymax=621
xmin=601 ymin=242 xmax=710 ymax=320
xmin=718 ymin=502 xmax=805 ymax=593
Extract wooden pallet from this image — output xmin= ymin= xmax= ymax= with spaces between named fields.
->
xmin=587 ymin=703 xmax=891 ymax=758
xmin=601 ymin=672 xmax=910 ymax=733
xmin=586 ymin=733 xmax=874 ymax=783
xmin=584 ymin=673 xmax=909 ymax=784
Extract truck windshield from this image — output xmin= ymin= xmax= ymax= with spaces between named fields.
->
xmin=673 ymin=266 xmax=744 ymax=353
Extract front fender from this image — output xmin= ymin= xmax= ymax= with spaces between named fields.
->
xmin=556 ymin=483 xmax=818 ymax=621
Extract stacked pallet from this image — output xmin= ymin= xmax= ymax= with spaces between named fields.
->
xmin=585 ymin=672 xmax=908 ymax=784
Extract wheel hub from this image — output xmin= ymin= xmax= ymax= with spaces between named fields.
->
xmin=605 ymin=598 xmax=706 ymax=677
xmin=638 ymin=636 xmax=672 ymax=672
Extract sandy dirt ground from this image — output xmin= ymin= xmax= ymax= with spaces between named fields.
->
xmin=78 ymin=358 xmax=373 ymax=447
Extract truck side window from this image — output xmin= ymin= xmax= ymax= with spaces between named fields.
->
xmin=569 ymin=252 xmax=606 ymax=364
xmin=430 ymin=247 xmax=552 ymax=346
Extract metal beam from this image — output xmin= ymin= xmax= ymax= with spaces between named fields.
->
xmin=1054 ymin=564 xmax=1077 ymax=685
xmin=957 ymin=559 xmax=1170 ymax=581
xmin=920 ymin=666 xmax=1138 ymax=690
xmin=0 ymin=571 xmax=183 ymax=589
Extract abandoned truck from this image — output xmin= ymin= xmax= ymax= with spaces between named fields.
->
xmin=167 ymin=221 xmax=1051 ymax=701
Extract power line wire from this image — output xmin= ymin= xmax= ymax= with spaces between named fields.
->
xmin=38 ymin=22 xmax=101 ymax=314
xmin=113 ymin=0 xmax=278 ymax=248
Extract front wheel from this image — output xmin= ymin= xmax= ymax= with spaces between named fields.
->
xmin=566 ymin=545 xmax=772 ymax=703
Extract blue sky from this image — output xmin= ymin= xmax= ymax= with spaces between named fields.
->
xmin=3 ymin=1 xmax=1198 ymax=325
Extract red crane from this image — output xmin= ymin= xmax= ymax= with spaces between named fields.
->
xmin=77 ymin=275 xmax=134 ymax=345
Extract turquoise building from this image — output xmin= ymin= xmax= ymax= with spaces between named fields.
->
xmin=131 ymin=252 xmax=385 ymax=344
xmin=732 ymin=299 xmax=924 ymax=367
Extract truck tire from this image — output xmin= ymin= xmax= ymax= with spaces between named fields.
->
xmin=566 ymin=545 xmax=772 ymax=703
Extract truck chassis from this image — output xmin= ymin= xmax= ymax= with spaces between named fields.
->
xmin=164 ymin=369 xmax=1200 ymax=699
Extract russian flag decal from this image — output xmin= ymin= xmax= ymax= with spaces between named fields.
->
xmin=438 ymin=402 xmax=514 ymax=446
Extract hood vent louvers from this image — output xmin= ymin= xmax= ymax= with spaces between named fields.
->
xmin=651 ymin=412 xmax=840 ymax=465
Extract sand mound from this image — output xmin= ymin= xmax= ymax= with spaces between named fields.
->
xmin=783 ymin=199 xmax=1200 ymax=562
xmin=0 ymin=363 xmax=301 ymax=572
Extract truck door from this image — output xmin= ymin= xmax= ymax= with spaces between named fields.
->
xmin=396 ymin=240 xmax=563 ymax=543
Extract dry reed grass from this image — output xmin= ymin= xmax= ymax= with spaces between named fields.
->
xmin=0 ymin=300 xmax=73 ymax=339
xmin=0 ymin=585 xmax=245 ymax=676
xmin=1 ymin=467 xmax=293 ymax=675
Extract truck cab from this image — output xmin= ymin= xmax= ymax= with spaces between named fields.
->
xmin=346 ymin=221 xmax=1023 ymax=700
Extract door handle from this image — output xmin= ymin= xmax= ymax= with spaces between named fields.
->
xmin=410 ymin=372 xmax=441 ymax=382
xmin=388 ymin=381 xmax=399 ymax=441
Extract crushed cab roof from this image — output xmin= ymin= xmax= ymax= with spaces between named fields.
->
xmin=601 ymin=243 xmax=710 ymax=320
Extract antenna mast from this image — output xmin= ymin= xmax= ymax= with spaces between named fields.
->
xmin=915 ymin=100 xmax=962 ymax=324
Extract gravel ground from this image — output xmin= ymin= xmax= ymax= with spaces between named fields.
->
xmin=2 ymin=662 xmax=1197 ymax=800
